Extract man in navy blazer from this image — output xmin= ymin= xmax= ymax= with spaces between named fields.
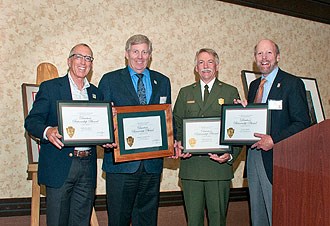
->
xmin=239 ymin=39 xmax=310 ymax=226
xmin=98 ymin=34 xmax=171 ymax=226
xmin=25 ymin=43 xmax=102 ymax=226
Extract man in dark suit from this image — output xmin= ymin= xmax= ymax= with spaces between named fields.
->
xmin=173 ymin=48 xmax=241 ymax=226
xmin=239 ymin=39 xmax=310 ymax=226
xmin=98 ymin=34 xmax=171 ymax=226
xmin=24 ymin=43 xmax=103 ymax=226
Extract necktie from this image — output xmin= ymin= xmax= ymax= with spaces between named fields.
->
xmin=136 ymin=74 xmax=147 ymax=105
xmin=254 ymin=78 xmax=266 ymax=103
xmin=204 ymin=84 xmax=209 ymax=105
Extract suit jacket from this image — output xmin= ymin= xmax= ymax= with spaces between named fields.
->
xmin=98 ymin=66 xmax=171 ymax=174
xmin=173 ymin=79 xmax=241 ymax=180
xmin=24 ymin=75 xmax=102 ymax=188
xmin=248 ymin=68 xmax=310 ymax=183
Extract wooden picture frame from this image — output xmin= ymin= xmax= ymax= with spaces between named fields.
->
xmin=113 ymin=104 xmax=174 ymax=162
xmin=22 ymin=83 xmax=40 ymax=163
xmin=241 ymin=70 xmax=325 ymax=124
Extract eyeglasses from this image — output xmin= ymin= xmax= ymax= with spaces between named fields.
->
xmin=69 ymin=54 xmax=94 ymax=62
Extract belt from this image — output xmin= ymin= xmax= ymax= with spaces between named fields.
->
xmin=73 ymin=150 xmax=91 ymax=157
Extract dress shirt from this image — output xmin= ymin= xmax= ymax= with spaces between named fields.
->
xmin=43 ymin=73 xmax=91 ymax=151
xmin=68 ymin=73 xmax=90 ymax=151
xmin=128 ymin=66 xmax=152 ymax=104
xmin=200 ymin=78 xmax=216 ymax=101
xmin=261 ymin=66 xmax=278 ymax=103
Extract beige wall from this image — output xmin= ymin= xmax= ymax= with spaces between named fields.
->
xmin=0 ymin=0 xmax=329 ymax=198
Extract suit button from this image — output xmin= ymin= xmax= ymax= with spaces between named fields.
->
xmin=69 ymin=153 xmax=73 ymax=157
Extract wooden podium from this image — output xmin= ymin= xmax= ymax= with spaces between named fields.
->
xmin=273 ymin=119 xmax=330 ymax=226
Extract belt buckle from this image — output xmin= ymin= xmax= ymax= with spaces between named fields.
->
xmin=74 ymin=150 xmax=90 ymax=157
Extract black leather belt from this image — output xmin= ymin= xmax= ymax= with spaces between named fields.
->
xmin=73 ymin=150 xmax=91 ymax=157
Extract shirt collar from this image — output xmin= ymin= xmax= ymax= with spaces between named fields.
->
xmin=128 ymin=66 xmax=149 ymax=77
xmin=200 ymin=77 xmax=216 ymax=90
xmin=262 ymin=66 xmax=278 ymax=84
xmin=68 ymin=72 xmax=90 ymax=90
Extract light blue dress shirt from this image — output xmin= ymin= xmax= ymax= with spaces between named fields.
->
xmin=128 ymin=66 xmax=152 ymax=104
xmin=261 ymin=66 xmax=279 ymax=103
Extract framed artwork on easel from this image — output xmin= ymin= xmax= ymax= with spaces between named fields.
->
xmin=22 ymin=83 xmax=40 ymax=163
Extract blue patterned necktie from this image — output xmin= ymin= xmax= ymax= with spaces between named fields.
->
xmin=136 ymin=74 xmax=147 ymax=105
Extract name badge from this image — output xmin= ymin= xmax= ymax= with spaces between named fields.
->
xmin=159 ymin=96 xmax=167 ymax=104
xmin=268 ymin=100 xmax=282 ymax=110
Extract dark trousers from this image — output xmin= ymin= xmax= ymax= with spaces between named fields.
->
xmin=106 ymin=162 xmax=161 ymax=226
xmin=46 ymin=156 xmax=95 ymax=226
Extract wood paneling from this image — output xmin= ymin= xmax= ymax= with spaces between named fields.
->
xmin=0 ymin=188 xmax=249 ymax=217
xmin=219 ymin=0 xmax=330 ymax=24
xmin=273 ymin=120 xmax=330 ymax=225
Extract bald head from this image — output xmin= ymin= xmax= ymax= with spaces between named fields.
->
xmin=254 ymin=39 xmax=280 ymax=76
xmin=254 ymin=39 xmax=280 ymax=56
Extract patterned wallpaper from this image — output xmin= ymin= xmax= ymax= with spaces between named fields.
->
xmin=0 ymin=0 xmax=329 ymax=198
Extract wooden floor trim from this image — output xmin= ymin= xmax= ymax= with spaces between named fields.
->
xmin=0 ymin=187 xmax=249 ymax=217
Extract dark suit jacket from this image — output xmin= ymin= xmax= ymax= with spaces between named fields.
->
xmin=24 ymin=75 xmax=102 ymax=188
xmin=98 ymin=66 xmax=171 ymax=174
xmin=173 ymin=79 xmax=241 ymax=180
xmin=248 ymin=68 xmax=310 ymax=183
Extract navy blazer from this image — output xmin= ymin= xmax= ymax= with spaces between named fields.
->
xmin=24 ymin=75 xmax=102 ymax=188
xmin=98 ymin=67 xmax=171 ymax=174
xmin=248 ymin=68 xmax=310 ymax=183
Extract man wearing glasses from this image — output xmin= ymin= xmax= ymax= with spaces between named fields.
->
xmin=25 ymin=43 xmax=102 ymax=226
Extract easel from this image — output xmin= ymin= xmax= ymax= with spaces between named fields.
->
xmin=26 ymin=62 xmax=99 ymax=226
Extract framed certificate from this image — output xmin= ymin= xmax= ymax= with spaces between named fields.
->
xmin=113 ymin=104 xmax=174 ymax=162
xmin=183 ymin=117 xmax=231 ymax=154
xmin=57 ymin=101 xmax=114 ymax=146
xmin=220 ymin=104 xmax=271 ymax=145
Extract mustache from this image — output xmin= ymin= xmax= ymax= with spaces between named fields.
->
xmin=201 ymin=68 xmax=213 ymax=73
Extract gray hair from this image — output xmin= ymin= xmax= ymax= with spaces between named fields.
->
xmin=125 ymin=34 xmax=153 ymax=53
xmin=68 ymin=43 xmax=93 ymax=58
xmin=194 ymin=48 xmax=220 ymax=66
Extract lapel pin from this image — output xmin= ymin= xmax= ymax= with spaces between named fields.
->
xmin=154 ymin=80 xmax=157 ymax=85
xmin=92 ymin=94 xmax=96 ymax=99
xmin=218 ymin=98 xmax=224 ymax=105
xmin=277 ymin=83 xmax=281 ymax=88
